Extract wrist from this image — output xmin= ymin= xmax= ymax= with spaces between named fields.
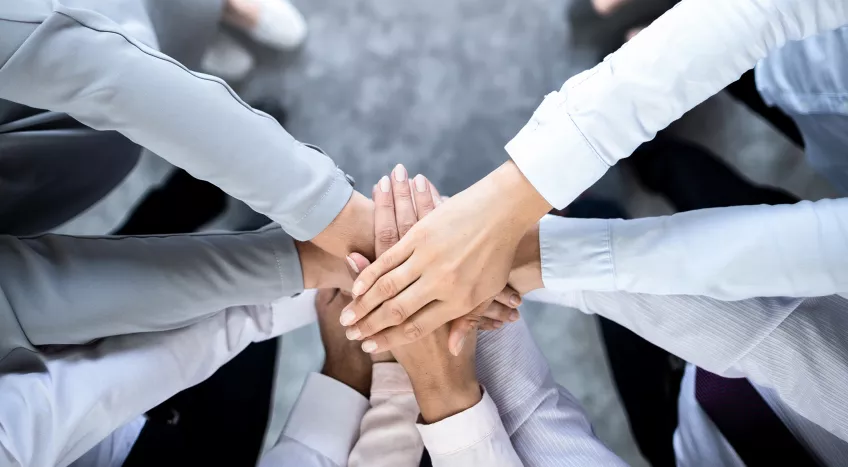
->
xmin=322 ymin=356 xmax=372 ymax=398
xmin=412 ymin=377 xmax=482 ymax=424
xmin=509 ymin=223 xmax=544 ymax=294
xmin=311 ymin=191 xmax=376 ymax=261
xmin=488 ymin=160 xmax=552 ymax=227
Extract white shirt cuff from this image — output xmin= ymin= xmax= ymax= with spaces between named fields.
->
xmin=539 ymin=215 xmax=616 ymax=292
xmin=415 ymin=388 xmax=505 ymax=457
xmin=268 ymin=290 xmax=318 ymax=337
xmin=505 ymin=90 xmax=610 ymax=209
xmin=282 ymin=372 xmax=369 ymax=465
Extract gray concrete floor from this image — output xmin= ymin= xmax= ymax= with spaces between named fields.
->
xmin=58 ymin=0 xmax=838 ymax=464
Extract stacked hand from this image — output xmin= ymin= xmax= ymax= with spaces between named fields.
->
xmin=342 ymin=162 xmax=549 ymax=355
xmin=345 ymin=169 xmax=485 ymax=422
xmin=342 ymin=166 xmax=525 ymax=355
xmin=315 ymin=288 xmax=372 ymax=397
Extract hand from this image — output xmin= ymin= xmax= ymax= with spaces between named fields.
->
xmin=311 ymin=190 xmax=376 ymax=261
xmin=508 ymin=222 xmax=544 ymax=296
xmin=343 ymin=172 xmax=481 ymax=423
xmin=315 ymin=288 xmax=372 ymax=397
xmin=344 ymin=161 xmax=550 ymax=354
xmin=394 ymin=325 xmax=481 ymax=424
xmin=295 ymin=241 xmax=356 ymax=292
xmin=342 ymin=167 xmax=524 ymax=354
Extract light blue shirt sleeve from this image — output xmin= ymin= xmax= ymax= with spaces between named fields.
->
xmin=538 ymin=198 xmax=848 ymax=299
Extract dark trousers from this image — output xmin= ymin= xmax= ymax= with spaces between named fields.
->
xmin=567 ymin=135 xmax=799 ymax=467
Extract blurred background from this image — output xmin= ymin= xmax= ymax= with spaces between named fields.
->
xmin=51 ymin=0 xmax=837 ymax=465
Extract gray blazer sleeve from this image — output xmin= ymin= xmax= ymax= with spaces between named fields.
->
xmin=0 ymin=226 xmax=303 ymax=351
xmin=0 ymin=2 xmax=352 ymax=241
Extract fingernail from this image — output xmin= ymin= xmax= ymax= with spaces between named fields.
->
xmin=362 ymin=340 xmax=378 ymax=353
xmin=509 ymin=310 xmax=520 ymax=322
xmin=351 ymin=280 xmax=366 ymax=296
xmin=340 ymin=309 xmax=356 ymax=326
xmin=346 ymin=256 xmax=360 ymax=274
xmin=414 ymin=174 xmax=427 ymax=192
xmin=346 ymin=327 xmax=361 ymax=340
xmin=380 ymin=176 xmax=390 ymax=193
xmin=494 ymin=320 xmax=504 ymax=329
xmin=393 ymin=164 xmax=407 ymax=182
xmin=509 ymin=294 xmax=522 ymax=307
xmin=452 ymin=335 xmax=466 ymax=356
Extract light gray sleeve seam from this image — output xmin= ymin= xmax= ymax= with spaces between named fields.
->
xmin=52 ymin=10 xmax=277 ymax=123
xmin=295 ymin=169 xmax=344 ymax=225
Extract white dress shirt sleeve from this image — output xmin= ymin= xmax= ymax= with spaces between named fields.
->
xmin=261 ymin=373 xmax=369 ymax=467
xmin=416 ymin=389 xmax=523 ymax=467
xmin=526 ymin=289 xmax=848 ymax=443
xmin=0 ymin=3 xmax=351 ymax=240
xmin=505 ymin=0 xmax=848 ymax=208
xmin=536 ymin=199 xmax=848 ymax=299
xmin=0 ymin=293 xmax=317 ymax=467
xmin=349 ymin=363 xmax=424 ymax=467
xmin=476 ymin=320 xmax=628 ymax=467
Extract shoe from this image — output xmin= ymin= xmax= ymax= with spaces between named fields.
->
xmin=226 ymin=0 xmax=307 ymax=51
xmin=201 ymin=32 xmax=255 ymax=82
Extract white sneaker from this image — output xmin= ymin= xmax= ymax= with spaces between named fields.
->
xmin=240 ymin=0 xmax=308 ymax=51
xmin=201 ymin=32 xmax=255 ymax=82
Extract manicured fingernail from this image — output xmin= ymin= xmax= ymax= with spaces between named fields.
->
xmin=509 ymin=310 xmax=520 ymax=322
xmin=414 ymin=174 xmax=427 ymax=192
xmin=362 ymin=340 xmax=378 ymax=353
xmin=393 ymin=164 xmax=407 ymax=182
xmin=509 ymin=295 xmax=522 ymax=307
xmin=340 ymin=309 xmax=356 ymax=326
xmin=351 ymin=280 xmax=366 ymax=296
xmin=346 ymin=256 xmax=360 ymax=274
xmin=379 ymin=176 xmax=390 ymax=193
xmin=452 ymin=335 xmax=466 ymax=356
xmin=346 ymin=327 xmax=361 ymax=340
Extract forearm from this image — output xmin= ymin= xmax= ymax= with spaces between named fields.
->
xmin=475 ymin=321 xmax=626 ymax=466
xmin=0 ymin=227 xmax=302 ymax=347
xmin=0 ymin=5 xmax=349 ymax=240
xmin=550 ymin=291 xmax=848 ymax=442
xmin=535 ymin=199 xmax=848 ymax=299
xmin=506 ymin=0 xmax=848 ymax=208
xmin=0 ymin=301 xmax=297 ymax=467
xmin=349 ymin=363 xmax=424 ymax=467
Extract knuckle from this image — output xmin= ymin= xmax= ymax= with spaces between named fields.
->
xmin=403 ymin=321 xmax=423 ymax=341
xmin=398 ymin=221 xmax=416 ymax=233
xmin=388 ymin=302 xmax=407 ymax=325
xmin=378 ymin=253 xmax=395 ymax=269
xmin=377 ymin=196 xmax=394 ymax=208
xmin=377 ymin=228 xmax=399 ymax=245
xmin=377 ymin=278 xmax=397 ymax=297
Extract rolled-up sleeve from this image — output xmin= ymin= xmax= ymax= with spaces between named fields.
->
xmin=506 ymin=0 xmax=848 ymax=208
xmin=0 ymin=3 xmax=351 ymax=240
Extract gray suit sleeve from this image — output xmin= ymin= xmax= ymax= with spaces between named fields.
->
xmin=0 ymin=4 xmax=351 ymax=240
xmin=0 ymin=227 xmax=303 ymax=348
